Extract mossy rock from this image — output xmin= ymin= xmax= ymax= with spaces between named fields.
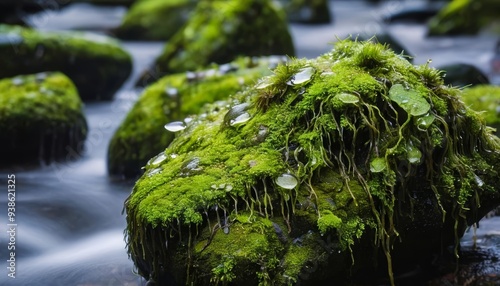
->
xmin=0 ymin=25 xmax=132 ymax=101
xmin=137 ymin=0 xmax=295 ymax=87
xmin=113 ymin=0 xmax=196 ymax=41
xmin=108 ymin=56 xmax=287 ymax=179
xmin=461 ymin=85 xmax=500 ymax=134
xmin=428 ymin=0 xmax=500 ymax=36
xmin=438 ymin=63 xmax=489 ymax=87
xmin=277 ymin=0 xmax=331 ymax=24
xmin=0 ymin=72 xmax=87 ymax=168
xmin=125 ymin=40 xmax=500 ymax=285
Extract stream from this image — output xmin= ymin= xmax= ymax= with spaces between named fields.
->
xmin=0 ymin=1 xmax=499 ymax=285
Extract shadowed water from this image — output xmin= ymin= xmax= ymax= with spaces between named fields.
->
xmin=0 ymin=1 xmax=499 ymax=285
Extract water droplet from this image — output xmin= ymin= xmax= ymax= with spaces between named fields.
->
xmin=147 ymin=167 xmax=162 ymax=177
xmin=180 ymin=157 xmax=201 ymax=176
xmin=321 ymin=71 xmax=334 ymax=77
xmin=230 ymin=112 xmax=251 ymax=126
xmin=401 ymin=99 xmax=409 ymax=104
xmin=288 ymin=66 xmax=315 ymax=85
xmin=186 ymin=71 xmax=197 ymax=81
xmin=337 ymin=93 xmax=359 ymax=104
xmin=256 ymin=76 xmax=273 ymax=89
xmin=275 ymin=173 xmax=298 ymax=189
xmin=11 ymin=77 xmax=24 ymax=86
xmin=165 ymin=87 xmax=178 ymax=97
xmin=474 ymin=173 xmax=484 ymax=187
xmin=148 ymin=152 xmax=167 ymax=166
xmin=224 ymin=103 xmax=250 ymax=126
xmin=164 ymin=121 xmax=186 ymax=132
xmin=219 ymin=183 xmax=226 ymax=189
xmin=211 ymin=184 xmax=218 ymax=189
xmin=407 ymin=146 xmax=422 ymax=164
xmin=170 ymin=154 xmax=178 ymax=159
xmin=248 ymin=160 xmax=257 ymax=167
xmin=225 ymin=185 xmax=233 ymax=191
xmin=223 ymin=226 xmax=230 ymax=234
xmin=184 ymin=117 xmax=194 ymax=124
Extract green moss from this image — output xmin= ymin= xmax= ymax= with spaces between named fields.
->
xmin=428 ymin=0 xmax=500 ymax=35
xmin=461 ymin=85 xmax=500 ymax=134
xmin=125 ymin=40 xmax=500 ymax=285
xmin=0 ymin=72 xmax=87 ymax=167
xmin=108 ymin=57 xmax=286 ymax=179
xmin=114 ymin=0 xmax=196 ymax=41
xmin=138 ymin=0 xmax=294 ymax=86
xmin=0 ymin=24 xmax=132 ymax=101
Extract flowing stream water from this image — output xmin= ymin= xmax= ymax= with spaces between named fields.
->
xmin=0 ymin=1 xmax=499 ymax=285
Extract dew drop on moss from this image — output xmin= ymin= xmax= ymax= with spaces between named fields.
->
xmin=337 ymin=93 xmax=359 ymax=104
xmin=224 ymin=103 xmax=250 ymax=126
xmin=225 ymin=185 xmax=233 ymax=191
xmin=275 ymin=173 xmax=298 ymax=189
xmin=164 ymin=121 xmax=186 ymax=132
xmin=147 ymin=167 xmax=162 ymax=177
xmin=148 ymin=152 xmax=167 ymax=166
xmin=223 ymin=226 xmax=230 ymax=234
xmin=230 ymin=112 xmax=251 ymax=126
xmin=288 ymin=66 xmax=315 ymax=85
xmin=407 ymin=145 xmax=422 ymax=164
xmin=256 ymin=76 xmax=273 ymax=89
xmin=474 ymin=173 xmax=484 ymax=187
xmin=165 ymin=87 xmax=178 ymax=98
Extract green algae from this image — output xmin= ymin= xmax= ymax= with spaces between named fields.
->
xmin=138 ymin=0 xmax=294 ymax=86
xmin=428 ymin=0 xmax=500 ymax=36
xmin=0 ymin=24 xmax=132 ymax=101
xmin=0 ymin=72 xmax=87 ymax=167
xmin=114 ymin=0 xmax=196 ymax=41
xmin=108 ymin=57 xmax=287 ymax=179
xmin=125 ymin=40 xmax=500 ymax=285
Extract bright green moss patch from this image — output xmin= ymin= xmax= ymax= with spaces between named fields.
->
xmin=0 ymin=72 xmax=87 ymax=167
xmin=125 ymin=40 xmax=500 ymax=285
xmin=461 ymin=85 xmax=500 ymax=134
xmin=108 ymin=57 xmax=287 ymax=179
xmin=428 ymin=0 xmax=500 ymax=35
xmin=138 ymin=0 xmax=294 ymax=86
xmin=0 ymin=24 xmax=132 ymax=101
xmin=114 ymin=0 xmax=196 ymax=41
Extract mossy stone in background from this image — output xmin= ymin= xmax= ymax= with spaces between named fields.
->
xmin=277 ymin=0 xmax=331 ymax=24
xmin=108 ymin=56 xmax=287 ymax=179
xmin=438 ymin=63 xmax=489 ymax=86
xmin=0 ymin=25 xmax=132 ymax=101
xmin=137 ymin=0 xmax=294 ymax=86
xmin=461 ymin=85 xmax=500 ymax=134
xmin=113 ymin=0 xmax=196 ymax=41
xmin=0 ymin=72 xmax=87 ymax=168
xmin=125 ymin=40 xmax=500 ymax=285
xmin=428 ymin=0 xmax=500 ymax=36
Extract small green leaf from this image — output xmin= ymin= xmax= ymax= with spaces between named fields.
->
xmin=389 ymin=84 xmax=430 ymax=116
xmin=416 ymin=113 xmax=435 ymax=130
xmin=370 ymin=157 xmax=386 ymax=173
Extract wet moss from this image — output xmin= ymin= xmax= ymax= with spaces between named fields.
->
xmin=428 ymin=0 xmax=500 ymax=36
xmin=108 ymin=57 xmax=286 ymax=179
xmin=137 ymin=0 xmax=295 ymax=86
xmin=113 ymin=0 xmax=196 ymax=41
xmin=0 ymin=24 xmax=132 ymax=101
xmin=461 ymin=85 xmax=500 ymax=134
xmin=0 ymin=72 xmax=87 ymax=167
xmin=125 ymin=40 xmax=500 ymax=285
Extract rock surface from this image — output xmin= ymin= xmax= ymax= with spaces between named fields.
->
xmin=125 ymin=40 xmax=500 ymax=285
xmin=0 ymin=24 xmax=132 ymax=101
xmin=0 ymin=72 xmax=87 ymax=168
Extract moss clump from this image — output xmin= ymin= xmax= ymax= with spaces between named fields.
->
xmin=461 ymin=85 xmax=500 ymax=134
xmin=0 ymin=25 xmax=132 ymax=101
xmin=137 ymin=0 xmax=295 ymax=86
xmin=113 ymin=0 xmax=196 ymax=41
xmin=125 ymin=40 xmax=500 ymax=285
xmin=428 ymin=0 xmax=500 ymax=36
xmin=0 ymin=72 xmax=87 ymax=167
xmin=108 ymin=57 xmax=287 ymax=179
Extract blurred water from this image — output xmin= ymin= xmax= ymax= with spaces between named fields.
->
xmin=0 ymin=1 xmax=499 ymax=285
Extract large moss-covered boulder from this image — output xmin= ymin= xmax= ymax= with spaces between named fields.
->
xmin=125 ymin=40 xmax=500 ymax=285
xmin=462 ymin=85 xmax=500 ymax=134
xmin=109 ymin=56 xmax=287 ymax=179
xmin=0 ymin=72 xmax=87 ymax=168
xmin=137 ymin=0 xmax=294 ymax=86
xmin=113 ymin=0 xmax=196 ymax=41
xmin=0 ymin=25 xmax=132 ymax=101
xmin=428 ymin=0 xmax=500 ymax=35
xmin=278 ymin=0 xmax=331 ymax=24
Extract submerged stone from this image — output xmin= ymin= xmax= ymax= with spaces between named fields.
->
xmin=0 ymin=25 xmax=132 ymax=101
xmin=125 ymin=40 xmax=500 ymax=286
xmin=0 ymin=72 xmax=87 ymax=168
xmin=108 ymin=57 xmax=284 ymax=179
xmin=137 ymin=0 xmax=294 ymax=86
